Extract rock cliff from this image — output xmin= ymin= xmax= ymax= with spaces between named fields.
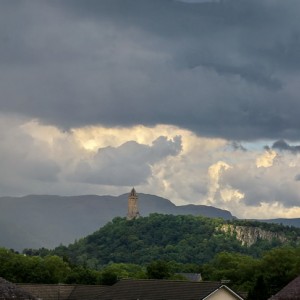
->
xmin=219 ymin=224 xmax=287 ymax=247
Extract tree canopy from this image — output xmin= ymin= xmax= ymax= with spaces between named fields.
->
xmin=40 ymin=214 xmax=300 ymax=269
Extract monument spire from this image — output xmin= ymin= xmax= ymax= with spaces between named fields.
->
xmin=127 ymin=187 xmax=140 ymax=220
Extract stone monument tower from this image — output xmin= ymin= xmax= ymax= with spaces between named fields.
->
xmin=127 ymin=188 xmax=140 ymax=220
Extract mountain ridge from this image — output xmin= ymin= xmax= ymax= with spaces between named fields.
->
xmin=0 ymin=193 xmax=232 ymax=251
xmin=1 ymin=193 xmax=299 ymax=251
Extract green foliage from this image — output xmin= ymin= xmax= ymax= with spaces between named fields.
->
xmin=49 ymin=214 xmax=299 ymax=268
xmin=42 ymin=256 xmax=71 ymax=283
xmin=101 ymin=263 xmax=146 ymax=279
xmin=0 ymin=248 xmax=148 ymax=285
xmin=100 ymin=270 xmax=118 ymax=285
xmin=202 ymin=252 xmax=258 ymax=291
xmin=258 ymin=246 xmax=300 ymax=296
xmin=14 ymin=214 xmax=300 ymax=297
xmin=51 ymin=214 xmax=242 ymax=267
xmin=247 ymin=275 xmax=269 ymax=300
xmin=0 ymin=248 xmax=101 ymax=284
xmin=203 ymin=246 xmax=300 ymax=299
xmin=65 ymin=266 xmax=100 ymax=284
xmin=146 ymin=260 xmax=171 ymax=279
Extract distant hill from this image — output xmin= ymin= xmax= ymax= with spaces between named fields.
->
xmin=259 ymin=218 xmax=300 ymax=228
xmin=49 ymin=214 xmax=300 ymax=268
xmin=0 ymin=193 xmax=233 ymax=251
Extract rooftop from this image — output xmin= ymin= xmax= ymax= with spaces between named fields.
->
xmin=268 ymin=275 xmax=300 ymax=300
xmin=100 ymin=279 xmax=244 ymax=300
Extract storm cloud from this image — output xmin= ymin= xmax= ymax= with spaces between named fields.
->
xmin=1 ymin=0 xmax=300 ymax=139
xmin=272 ymin=140 xmax=300 ymax=154
xmin=2 ymin=0 xmax=300 ymax=218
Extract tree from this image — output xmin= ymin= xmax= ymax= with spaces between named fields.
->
xmin=247 ymin=275 xmax=269 ymax=300
xmin=146 ymin=260 xmax=171 ymax=279
xmin=101 ymin=270 xmax=118 ymax=285
xmin=65 ymin=266 xmax=100 ymax=284
xmin=42 ymin=255 xmax=71 ymax=283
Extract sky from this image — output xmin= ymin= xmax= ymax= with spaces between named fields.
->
xmin=1 ymin=0 xmax=300 ymax=219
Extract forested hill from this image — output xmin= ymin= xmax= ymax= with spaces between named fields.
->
xmin=1 ymin=193 xmax=300 ymax=252
xmin=47 ymin=214 xmax=300 ymax=269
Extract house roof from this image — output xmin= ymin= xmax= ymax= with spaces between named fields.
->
xmin=17 ymin=284 xmax=74 ymax=300
xmin=17 ymin=284 xmax=109 ymax=300
xmin=0 ymin=277 xmax=36 ymax=300
xmin=68 ymin=285 xmax=110 ymax=300
xmin=99 ymin=279 xmax=244 ymax=300
xmin=268 ymin=275 xmax=300 ymax=300
xmin=176 ymin=273 xmax=202 ymax=282
xmin=16 ymin=280 xmax=245 ymax=300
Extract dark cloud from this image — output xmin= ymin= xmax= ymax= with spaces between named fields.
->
xmin=272 ymin=140 xmax=300 ymax=153
xmin=1 ymin=0 xmax=300 ymax=140
xmin=0 ymin=117 xmax=61 ymax=196
xmin=230 ymin=141 xmax=247 ymax=152
xmin=69 ymin=136 xmax=182 ymax=186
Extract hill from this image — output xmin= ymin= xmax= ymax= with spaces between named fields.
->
xmin=49 ymin=214 xmax=300 ymax=269
xmin=260 ymin=218 xmax=300 ymax=228
xmin=0 ymin=193 xmax=233 ymax=251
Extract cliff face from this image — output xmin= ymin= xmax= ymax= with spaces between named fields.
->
xmin=219 ymin=224 xmax=287 ymax=247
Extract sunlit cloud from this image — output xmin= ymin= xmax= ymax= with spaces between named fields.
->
xmin=256 ymin=149 xmax=277 ymax=168
xmin=0 ymin=116 xmax=300 ymax=219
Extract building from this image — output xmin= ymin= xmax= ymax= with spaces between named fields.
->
xmin=17 ymin=280 xmax=245 ymax=300
xmin=176 ymin=273 xmax=202 ymax=282
xmin=99 ymin=279 xmax=245 ymax=300
xmin=0 ymin=277 xmax=36 ymax=300
xmin=268 ymin=275 xmax=300 ymax=300
xmin=17 ymin=284 xmax=110 ymax=300
xmin=126 ymin=188 xmax=140 ymax=220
